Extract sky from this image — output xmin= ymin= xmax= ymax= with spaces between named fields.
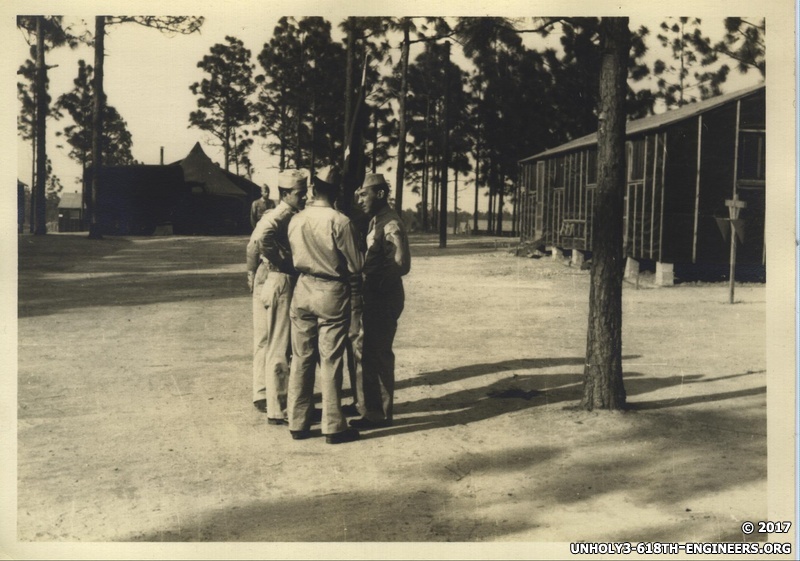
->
xmin=15 ymin=10 xmax=766 ymax=214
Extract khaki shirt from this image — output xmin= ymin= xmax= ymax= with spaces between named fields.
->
xmin=246 ymin=201 xmax=296 ymax=274
xmin=250 ymin=197 xmax=276 ymax=228
xmin=364 ymin=204 xmax=411 ymax=287
xmin=288 ymin=201 xmax=364 ymax=280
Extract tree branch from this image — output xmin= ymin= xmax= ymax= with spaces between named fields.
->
xmin=408 ymin=31 xmax=456 ymax=45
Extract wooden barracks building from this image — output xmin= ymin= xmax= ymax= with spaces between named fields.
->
xmin=517 ymin=83 xmax=765 ymax=284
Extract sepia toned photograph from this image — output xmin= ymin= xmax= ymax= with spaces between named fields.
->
xmin=4 ymin=1 xmax=796 ymax=559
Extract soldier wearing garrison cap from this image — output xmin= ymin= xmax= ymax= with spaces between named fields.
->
xmin=286 ymin=165 xmax=364 ymax=444
xmin=350 ymin=173 xmax=411 ymax=430
xmin=246 ymin=169 xmax=307 ymax=424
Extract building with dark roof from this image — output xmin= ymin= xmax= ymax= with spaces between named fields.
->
xmin=57 ymin=192 xmax=84 ymax=232
xmin=92 ymin=143 xmax=261 ymax=235
xmin=517 ymin=83 xmax=765 ymax=283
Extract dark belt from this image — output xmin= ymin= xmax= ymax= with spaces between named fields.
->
xmin=301 ymin=272 xmax=347 ymax=283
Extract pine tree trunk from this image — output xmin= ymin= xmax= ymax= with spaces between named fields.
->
xmin=279 ymin=105 xmax=286 ymax=171
xmin=34 ymin=16 xmax=47 ymax=235
xmin=431 ymin=152 xmax=439 ymax=230
xmin=496 ymin=169 xmax=504 ymax=236
xmin=421 ymin=98 xmax=430 ymax=231
xmin=343 ymin=19 xmax=355 ymax=168
xmin=421 ymin=147 xmax=429 ymax=230
xmin=88 ymin=16 xmax=105 ymax=238
xmin=487 ymin=161 xmax=495 ymax=234
xmin=512 ymin=176 xmax=518 ymax=236
xmin=473 ymin=143 xmax=480 ymax=233
xmin=232 ymin=127 xmax=240 ymax=176
xmin=394 ymin=22 xmax=410 ymax=214
xmin=438 ymin=41 xmax=450 ymax=249
xmin=224 ymin=123 xmax=230 ymax=171
xmin=453 ymin=171 xmax=458 ymax=235
xmin=581 ymin=17 xmax=630 ymax=411
xmin=295 ymin=49 xmax=303 ymax=169
xmin=309 ymin=94 xmax=316 ymax=175
xmin=29 ymin=92 xmax=37 ymax=233
xmin=371 ymin=111 xmax=378 ymax=173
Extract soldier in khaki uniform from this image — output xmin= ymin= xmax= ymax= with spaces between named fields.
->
xmin=350 ymin=173 xmax=411 ymax=430
xmin=246 ymin=170 xmax=307 ymax=424
xmin=250 ymin=184 xmax=276 ymax=228
xmin=286 ymin=166 xmax=363 ymax=444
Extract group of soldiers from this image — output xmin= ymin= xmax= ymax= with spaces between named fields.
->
xmin=246 ymin=167 xmax=410 ymax=444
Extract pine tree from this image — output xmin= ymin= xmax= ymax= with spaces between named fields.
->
xmin=189 ymin=36 xmax=257 ymax=173
xmin=55 ymin=59 xmax=136 ymax=174
xmin=653 ymin=17 xmax=729 ymax=108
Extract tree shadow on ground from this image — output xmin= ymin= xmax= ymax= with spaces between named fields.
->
xmin=396 ymin=356 xmax=641 ymax=392
xmin=121 ymin=391 xmax=765 ymax=543
xmin=371 ymin=362 xmax=764 ymax=440
xmin=19 ymin=235 xmax=250 ymax=317
xmin=440 ymin=404 xmax=766 ymax=542
xmin=122 ymin=478 xmax=539 ymax=542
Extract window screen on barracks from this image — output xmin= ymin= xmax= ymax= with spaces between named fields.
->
xmin=737 ymin=132 xmax=765 ymax=182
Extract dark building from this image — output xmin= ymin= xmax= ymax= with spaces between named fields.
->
xmin=57 ymin=192 xmax=85 ymax=232
xmin=90 ymin=143 xmax=261 ymax=235
xmin=517 ymin=83 xmax=765 ymax=284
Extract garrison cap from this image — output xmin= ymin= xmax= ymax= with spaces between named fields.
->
xmin=363 ymin=173 xmax=389 ymax=190
xmin=278 ymin=170 xmax=308 ymax=190
xmin=313 ymin=166 xmax=342 ymax=189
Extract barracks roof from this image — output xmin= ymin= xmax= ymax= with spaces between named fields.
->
xmin=520 ymin=82 xmax=765 ymax=163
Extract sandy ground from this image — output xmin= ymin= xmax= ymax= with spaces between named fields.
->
xmin=12 ymin=232 xmax=769 ymax=553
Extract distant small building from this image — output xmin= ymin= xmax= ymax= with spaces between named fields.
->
xmin=57 ymin=192 xmax=85 ymax=232
xmin=91 ymin=143 xmax=261 ymax=236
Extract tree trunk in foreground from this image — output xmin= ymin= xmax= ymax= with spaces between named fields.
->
xmin=394 ymin=22 xmax=410 ymax=214
xmin=34 ymin=16 xmax=47 ymax=235
xmin=581 ymin=17 xmax=630 ymax=411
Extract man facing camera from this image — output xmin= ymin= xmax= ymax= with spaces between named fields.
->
xmin=350 ymin=173 xmax=411 ymax=430
xmin=251 ymin=184 xmax=277 ymax=228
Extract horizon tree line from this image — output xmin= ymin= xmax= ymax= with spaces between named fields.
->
xmin=17 ymin=15 xmax=766 ymax=411
xmin=18 ymin=15 xmax=764 ymax=236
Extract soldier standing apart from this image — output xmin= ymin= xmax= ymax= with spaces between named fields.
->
xmin=246 ymin=170 xmax=307 ymax=424
xmin=350 ymin=173 xmax=411 ymax=430
xmin=250 ymin=184 xmax=277 ymax=228
xmin=286 ymin=166 xmax=364 ymax=444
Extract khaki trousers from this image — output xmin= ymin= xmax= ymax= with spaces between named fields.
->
xmin=345 ymin=283 xmax=365 ymax=413
xmin=288 ymin=275 xmax=351 ymax=435
xmin=252 ymin=264 xmax=294 ymax=419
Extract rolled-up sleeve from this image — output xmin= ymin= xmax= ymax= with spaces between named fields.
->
xmin=258 ymin=206 xmax=296 ymax=275
xmin=246 ymin=238 xmax=261 ymax=274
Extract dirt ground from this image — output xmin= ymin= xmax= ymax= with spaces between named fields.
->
xmin=11 ymin=232 xmax=770 ymax=555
